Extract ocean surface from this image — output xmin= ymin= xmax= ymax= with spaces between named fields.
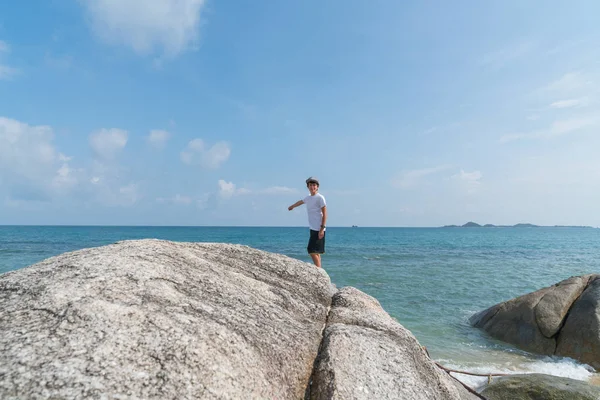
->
xmin=1 ymin=225 xmax=599 ymax=388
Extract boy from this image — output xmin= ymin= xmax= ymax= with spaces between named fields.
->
xmin=288 ymin=177 xmax=327 ymax=268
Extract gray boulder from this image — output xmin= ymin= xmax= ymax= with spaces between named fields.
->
xmin=470 ymin=274 xmax=600 ymax=369
xmin=309 ymin=287 xmax=477 ymax=400
xmin=0 ymin=239 xmax=334 ymax=399
xmin=481 ymin=373 xmax=600 ymax=400
xmin=556 ymin=276 xmax=600 ymax=369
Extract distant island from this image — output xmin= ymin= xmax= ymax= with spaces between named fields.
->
xmin=442 ymin=222 xmax=594 ymax=228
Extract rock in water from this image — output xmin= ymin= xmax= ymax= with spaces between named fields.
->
xmin=0 ymin=239 xmax=334 ymax=399
xmin=470 ymin=274 xmax=600 ymax=369
xmin=481 ymin=373 xmax=600 ymax=400
xmin=556 ymin=276 xmax=600 ymax=369
xmin=309 ymin=287 xmax=478 ymax=400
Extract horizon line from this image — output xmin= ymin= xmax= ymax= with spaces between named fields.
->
xmin=0 ymin=224 xmax=597 ymax=229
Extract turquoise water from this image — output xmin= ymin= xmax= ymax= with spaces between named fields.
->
xmin=1 ymin=226 xmax=599 ymax=386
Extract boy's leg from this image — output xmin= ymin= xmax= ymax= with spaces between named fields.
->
xmin=307 ymin=229 xmax=324 ymax=268
xmin=309 ymin=253 xmax=321 ymax=268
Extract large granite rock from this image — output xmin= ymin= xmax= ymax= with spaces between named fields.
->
xmin=481 ymin=373 xmax=600 ymax=400
xmin=470 ymin=274 xmax=600 ymax=369
xmin=309 ymin=287 xmax=477 ymax=400
xmin=0 ymin=239 xmax=334 ymax=399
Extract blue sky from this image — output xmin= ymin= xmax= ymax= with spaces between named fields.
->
xmin=1 ymin=1 xmax=600 ymax=227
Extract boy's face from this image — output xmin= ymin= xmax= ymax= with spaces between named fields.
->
xmin=307 ymin=182 xmax=319 ymax=195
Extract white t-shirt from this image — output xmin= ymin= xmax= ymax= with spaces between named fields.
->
xmin=303 ymin=193 xmax=326 ymax=231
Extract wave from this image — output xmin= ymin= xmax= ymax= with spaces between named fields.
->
xmin=439 ymin=356 xmax=596 ymax=391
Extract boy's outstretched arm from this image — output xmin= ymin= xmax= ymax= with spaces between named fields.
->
xmin=288 ymin=200 xmax=304 ymax=211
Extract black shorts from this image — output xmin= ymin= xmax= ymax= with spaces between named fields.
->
xmin=307 ymin=229 xmax=325 ymax=254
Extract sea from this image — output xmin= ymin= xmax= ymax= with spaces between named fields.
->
xmin=1 ymin=225 xmax=599 ymax=389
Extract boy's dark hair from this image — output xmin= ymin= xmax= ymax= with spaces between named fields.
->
xmin=306 ymin=177 xmax=319 ymax=186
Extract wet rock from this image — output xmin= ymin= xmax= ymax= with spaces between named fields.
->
xmin=481 ymin=373 xmax=600 ymax=400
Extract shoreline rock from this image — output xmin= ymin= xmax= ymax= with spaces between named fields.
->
xmin=470 ymin=274 xmax=600 ymax=370
xmin=481 ymin=373 xmax=600 ymax=400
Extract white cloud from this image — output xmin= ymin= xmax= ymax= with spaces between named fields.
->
xmin=0 ymin=118 xmax=147 ymax=209
xmin=217 ymin=180 xmax=255 ymax=199
xmin=204 ymin=142 xmax=231 ymax=168
xmin=549 ymin=98 xmax=589 ymax=109
xmin=89 ymin=128 xmax=128 ymax=159
xmin=0 ymin=117 xmax=77 ymax=200
xmin=392 ymin=165 xmax=452 ymax=189
xmin=526 ymin=72 xmax=596 ymax=126
xmin=52 ymin=157 xmax=79 ymax=191
xmin=86 ymin=129 xmax=143 ymax=207
xmin=452 ymin=170 xmax=482 ymax=194
xmin=500 ymin=117 xmax=597 ymax=143
xmin=85 ymin=166 xmax=142 ymax=207
xmin=82 ymin=0 xmax=207 ymax=57
xmin=456 ymin=170 xmax=482 ymax=183
xmin=213 ymin=182 xmax=298 ymax=199
xmin=0 ymin=40 xmax=8 ymax=53
xmin=181 ymin=139 xmax=231 ymax=169
xmin=0 ymin=117 xmax=56 ymax=174
xmin=189 ymin=138 xmax=204 ymax=151
xmin=218 ymin=180 xmax=237 ymax=199
xmin=147 ymin=129 xmax=171 ymax=149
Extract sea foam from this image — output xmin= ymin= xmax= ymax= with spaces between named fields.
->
xmin=441 ymin=356 xmax=596 ymax=391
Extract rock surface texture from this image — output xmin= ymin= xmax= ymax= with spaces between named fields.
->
xmin=1 ymin=239 xmax=485 ymax=399
xmin=481 ymin=373 xmax=600 ymax=400
xmin=309 ymin=287 xmax=477 ymax=400
xmin=0 ymin=239 xmax=334 ymax=399
xmin=470 ymin=274 xmax=600 ymax=369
